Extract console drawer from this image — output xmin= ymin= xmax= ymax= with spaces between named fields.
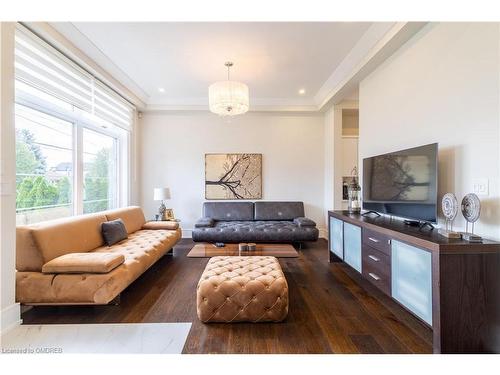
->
xmin=362 ymin=228 xmax=392 ymax=256
xmin=362 ymin=259 xmax=391 ymax=295
xmin=362 ymin=245 xmax=390 ymax=271
xmin=362 ymin=246 xmax=391 ymax=295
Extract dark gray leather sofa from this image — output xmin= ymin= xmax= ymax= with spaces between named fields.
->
xmin=192 ymin=201 xmax=319 ymax=243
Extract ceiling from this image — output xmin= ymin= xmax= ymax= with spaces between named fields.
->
xmin=50 ymin=22 xmax=371 ymax=109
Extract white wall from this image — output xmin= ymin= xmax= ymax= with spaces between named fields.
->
xmin=140 ymin=112 xmax=326 ymax=237
xmin=0 ymin=22 xmax=21 ymax=333
xmin=323 ymin=107 xmax=335 ymax=222
xmin=359 ymin=22 xmax=500 ymax=240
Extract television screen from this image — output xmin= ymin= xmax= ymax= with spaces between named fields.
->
xmin=362 ymin=143 xmax=438 ymax=223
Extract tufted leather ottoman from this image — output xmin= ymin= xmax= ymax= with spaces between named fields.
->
xmin=197 ymin=256 xmax=289 ymax=323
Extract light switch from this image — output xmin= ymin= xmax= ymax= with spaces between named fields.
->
xmin=472 ymin=178 xmax=489 ymax=196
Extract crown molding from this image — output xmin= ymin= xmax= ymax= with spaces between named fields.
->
xmin=146 ymin=97 xmax=318 ymax=113
xmin=39 ymin=21 xmax=427 ymax=113
xmin=315 ymin=22 xmax=428 ymax=111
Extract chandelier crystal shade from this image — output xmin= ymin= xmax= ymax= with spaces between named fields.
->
xmin=209 ymin=62 xmax=249 ymax=116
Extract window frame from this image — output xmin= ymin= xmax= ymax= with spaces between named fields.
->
xmin=15 ymin=84 xmax=129 ymax=220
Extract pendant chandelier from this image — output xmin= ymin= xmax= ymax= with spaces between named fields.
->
xmin=209 ymin=62 xmax=249 ymax=116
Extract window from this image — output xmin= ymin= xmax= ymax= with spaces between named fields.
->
xmin=83 ymin=128 xmax=118 ymax=214
xmin=15 ymin=105 xmax=74 ymax=224
xmin=14 ymin=25 xmax=134 ymax=224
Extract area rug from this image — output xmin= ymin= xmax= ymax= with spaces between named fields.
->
xmin=1 ymin=322 xmax=192 ymax=354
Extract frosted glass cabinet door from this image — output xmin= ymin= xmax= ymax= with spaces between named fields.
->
xmin=329 ymin=217 xmax=343 ymax=259
xmin=391 ymin=240 xmax=433 ymax=325
xmin=343 ymin=222 xmax=362 ymax=273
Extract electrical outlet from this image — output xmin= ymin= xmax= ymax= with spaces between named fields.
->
xmin=472 ymin=178 xmax=489 ymax=196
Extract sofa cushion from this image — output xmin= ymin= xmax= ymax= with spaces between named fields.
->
xmin=31 ymin=213 xmax=108 ymax=263
xmin=293 ymin=217 xmax=316 ymax=227
xmin=104 ymin=206 xmax=146 ymax=234
xmin=192 ymin=220 xmax=319 ymax=243
xmin=194 ymin=217 xmax=215 ymax=228
xmin=93 ymin=228 xmax=182 ymax=263
xmin=42 ymin=253 xmax=125 ymax=274
xmin=203 ymin=202 xmax=254 ymax=221
xmin=101 ymin=219 xmax=128 ymax=246
xmin=142 ymin=221 xmax=179 ymax=230
xmin=254 ymin=201 xmax=305 ymax=220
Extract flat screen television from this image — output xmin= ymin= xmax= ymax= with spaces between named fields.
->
xmin=362 ymin=143 xmax=438 ymax=223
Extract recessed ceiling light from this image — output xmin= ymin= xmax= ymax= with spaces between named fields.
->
xmin=158 ymin=87 xmax=165 ymax=93
xmin=298 ymin=88 xmax=306 ymax=95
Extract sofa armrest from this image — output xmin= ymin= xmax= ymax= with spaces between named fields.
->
xmin=142 ymin=221 xmax=179 ymax=230
xmin=42 ymin=253 xmax=125 ymax=274
xmin=293 ymin=217 xmax=317 ymax=227
xmin=194 ymin=217 xmax=215 ymax=228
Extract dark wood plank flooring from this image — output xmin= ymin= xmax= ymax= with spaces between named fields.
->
xmin=21 ymin=238 xmax=432 ymax=354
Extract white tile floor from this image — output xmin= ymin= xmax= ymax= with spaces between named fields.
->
xmin=1 ymin=323 xmax=192 ymax=354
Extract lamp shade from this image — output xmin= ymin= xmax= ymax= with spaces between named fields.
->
xmin=153 ymin=187 xmax=171 ymax=201
xmin=209 ymin=80 xmax=249 ymax=116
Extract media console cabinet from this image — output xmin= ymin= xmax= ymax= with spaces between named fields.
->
xmin=328 ymin=210 xmax=500 ymax=353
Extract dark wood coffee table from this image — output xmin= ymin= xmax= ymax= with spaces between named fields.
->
xmin=187 ymin=243 xmax=299 ymax=258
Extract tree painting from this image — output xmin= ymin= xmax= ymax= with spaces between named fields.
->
xmin=205 ymin=154 xmax=262 ymax=199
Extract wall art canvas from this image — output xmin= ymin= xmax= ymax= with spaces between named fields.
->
xmin=205 ymin=153 xmax=262 ymax=200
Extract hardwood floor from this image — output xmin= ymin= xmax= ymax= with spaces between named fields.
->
xmin=21 ymin=238 xmax=432 ymax=354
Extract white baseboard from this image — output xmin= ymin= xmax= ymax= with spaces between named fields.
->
xmin=1 ymin=303 xmax=21 ymax=335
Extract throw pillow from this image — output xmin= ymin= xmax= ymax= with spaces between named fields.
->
xmin=101 ymin=219 xmax=128 ymax=246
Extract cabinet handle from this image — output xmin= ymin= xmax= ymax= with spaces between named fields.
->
xmin=368 ymin=255 xmax=380 ymax=262
xmin=368 ymin=272 xmax=381 ymax=281
xmin=368 ymin=237 xmax=380 ymax=243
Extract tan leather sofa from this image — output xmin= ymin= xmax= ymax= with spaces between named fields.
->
xmin=16 ymin=206 xmax=181 ymax=305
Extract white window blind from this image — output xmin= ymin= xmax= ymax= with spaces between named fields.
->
xmin=14 ymin=25 xmax=135 ymax=130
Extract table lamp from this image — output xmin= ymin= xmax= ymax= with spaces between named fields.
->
xmin=154 ymin=187 xmax=173 ymax=220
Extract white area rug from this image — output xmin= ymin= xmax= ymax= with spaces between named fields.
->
xmin=1 ymin=323 xmax=192 ymax=354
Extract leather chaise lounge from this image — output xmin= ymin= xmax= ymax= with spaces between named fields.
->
xmin=16 ymin=206 xmax=181 ymax=305
xmin=192 ymin=201 xmax=319 ymax=243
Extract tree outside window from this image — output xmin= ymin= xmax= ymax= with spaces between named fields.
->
xmin=15 ymin=105 xmax=118 ymax=224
